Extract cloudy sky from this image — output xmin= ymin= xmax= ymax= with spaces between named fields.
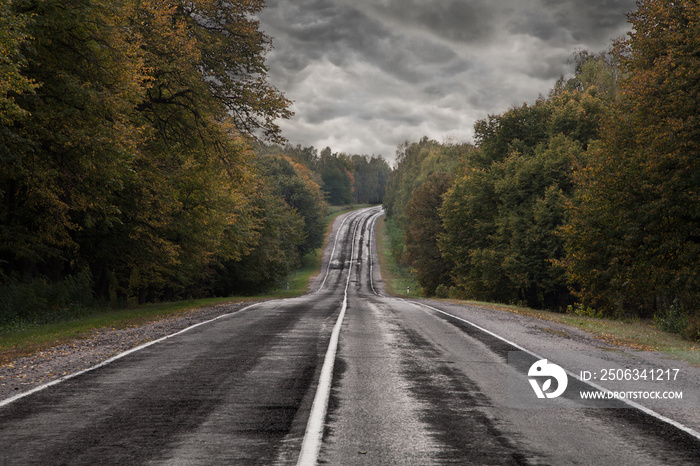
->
xmin=257 ymin=0 xmax=637 ymax=162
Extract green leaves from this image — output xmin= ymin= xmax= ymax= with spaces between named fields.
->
xmin=0 ymin=0 xmax=293 ymax=307
xmin=404 ymin=172 xmax=453 ymax=296
xmin=0 ymin=0 xmax=36 ymax=125
xmin=383 ymin=137 xmax=471 ymax=296
xmin=563 ymin=0 xmax=700 ymax=317
xmin=384 ymin=1 xmax=698 ymax=325
xmin=439 ymin=103 xmax=592 ymax=308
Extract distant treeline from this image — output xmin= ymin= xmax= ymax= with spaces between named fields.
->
xmin=384 ymin=0 xmax=699 ymax=339
xmin=0 ymin=0 xmax=389 ymax=325
xmin=262 ymin=144 xmax=390 ymax=206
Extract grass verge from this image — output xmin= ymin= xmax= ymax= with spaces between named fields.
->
xmin=374 ymin=216 xmax=421 ymax=297
xmin=0 ymin=296 xmax=256 ymax=364
xmin=449 ymin=300 xmax=699 ymax=365
xmin=0 ymin=204 xmax=375 ymax=363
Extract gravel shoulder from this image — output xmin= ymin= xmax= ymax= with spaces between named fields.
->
xmin=414 ymin=297 xmax=700 ymax=435
xmin=0 ymin=301 xmax=258 ymax=401
xmin=0 ymin=207 xmax=364 ymax=404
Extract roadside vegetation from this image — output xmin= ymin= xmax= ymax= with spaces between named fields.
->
xmin=378 ymin=212 xmax=700 ymax=366
xmin=1 ymin=0 xmax=697 ymax=361
xmin=0 ymin=0 xmax=390 ymax=330
xmin=374 ymin=216 xmax=421 ymax=298
xmin=0 ymin=203 xmax=373 ymax=361
xmin=383 ymin=0 xmax=700 ymax=344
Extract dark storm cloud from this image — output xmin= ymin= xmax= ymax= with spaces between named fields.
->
xmin=258 ymin=0 xmax=638 ymax=159
xmin=540 ymin=0 xmax=637 ymax=44
xmin=370 ymin=0 xmax=497 ymax=44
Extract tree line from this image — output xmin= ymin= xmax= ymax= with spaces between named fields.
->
xmin=0 ymin=0 xmax=388 ymax=326
xmin=264 ymin=144 xmax=391 ymax=205
xmin=384 ymin=0 xmax=699 ymax=339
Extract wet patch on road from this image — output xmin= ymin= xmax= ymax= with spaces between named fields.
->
xmin=392 ymin=320 xmax=531 ymax=464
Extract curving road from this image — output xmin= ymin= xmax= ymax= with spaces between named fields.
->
xmin=1 ymin=206 xmax=699 ymax=464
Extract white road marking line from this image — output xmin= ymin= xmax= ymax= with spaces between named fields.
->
xmin=297 ymin=210 xmax=364 ymax=465
xmin=314 ymin=211 xmax=354 ymax=293
xmin=406 ymin=299 xmax=700 ymax=442
xmin=368 ymin=210 xmax=384 ymax=296
xmin=0 ymin=301 xmax=267 ymax=409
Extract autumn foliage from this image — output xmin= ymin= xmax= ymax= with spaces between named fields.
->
xmin=563 ymin=0 xmax=700 ymax=318
xmin=0 ymin=0 xmax=307 ymax=320
xmin=385 ymin=0 xmax=700 ymax=336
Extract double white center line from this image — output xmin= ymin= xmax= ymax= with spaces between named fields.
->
xmin=296 ymin=211 xmax=364 ymax=465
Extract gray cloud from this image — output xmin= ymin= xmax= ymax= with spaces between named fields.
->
xmin=258 ymin=0 xmax=637 ymax=161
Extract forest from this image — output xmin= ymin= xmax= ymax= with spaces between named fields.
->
xmin=1 ymin=0 xmax=697 ymax=341
xmin=0 ymin=0 xmax=389 ymax=326
xmin=384 ymin=0 xmax=699 ymax=340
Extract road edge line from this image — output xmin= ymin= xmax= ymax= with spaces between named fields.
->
xmin=0 ymin=301 xmax=266 ymax=409
xmin=368 ymin=209 xmax=384 ymax=296
xmin=406 ymin=299 xmax=700 ymax=442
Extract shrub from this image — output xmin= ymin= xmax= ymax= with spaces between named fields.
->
xmin=0 ymin=272 xmax=94 ymax=328
xmin=653 ymin=299 xmax=690 ymax=335
xmin=567 ymin=303 xmax=604 ymax=319
xmin=435 ymin=284 xmax=450 ymax=299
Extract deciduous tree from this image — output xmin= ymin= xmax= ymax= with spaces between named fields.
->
xmin=563 ymin=0 xmax=700 ymax=316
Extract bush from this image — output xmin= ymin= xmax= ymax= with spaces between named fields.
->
xmin=0 ymin=272 xmax=94 ymax=328
xmin=653 ymin=299 xmax=690 ymax=335
xmin=567 ymin=303 xmax=604 ymax=319
xmin=435 ymin=284 xmax=450 ymax=299
xmin=681 ymin=316 xmax=700 ymax=342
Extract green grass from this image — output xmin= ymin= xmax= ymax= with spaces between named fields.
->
xmin=449 ymin=300 xmax=700 ymax=366
xmin=0 ymin=203 xmax=374 ymax=363
xmin=0 ymin=296 xmax=254 ymax=363
xmin=375 ymin=216 xmax=422 ymax=298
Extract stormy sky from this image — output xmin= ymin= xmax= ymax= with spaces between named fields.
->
xmin=257 ymin=0 xmax=637 ymax=161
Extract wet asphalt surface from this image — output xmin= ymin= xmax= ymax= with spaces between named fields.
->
xmin=1 ymin=206 xmax=699 ymax=464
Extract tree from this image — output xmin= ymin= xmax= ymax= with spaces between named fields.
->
xmin=440 ymin=80 xmax=609 ymax=308
xmin=404 ymin=172 xmax=454 ymax=296
xmin=383 ymin=137 xmax=465 ymax=225
xmin=0 ymin=0 xmax=148 ymax=284
xmin=180 ymin=0 xmax=293 ymax=141
xmin=211 ymin=175 xmax=305 ymax=295
xmin=0 ymin=0 xmax=293 ymax=308
xmin=351 ymin=155 xmax=390 ymax=204
xmin=256 ymin=153 xmax=327 ymax=255
xmin=317 ymin=147 xmax=353 ymax=205
xmin=563 ymin=0 xmax=700 ymax=316
xmin=0 ymin=0 xmax=36 ymax=126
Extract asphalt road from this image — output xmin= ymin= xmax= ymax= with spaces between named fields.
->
xmin=1 ymin=206 xmax=699 ymax=465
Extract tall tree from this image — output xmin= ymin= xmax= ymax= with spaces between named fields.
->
xmin=404 ymin=172 xmax=453 ymax=296
xmin=0 ymin=0 xmax=36 ymax=126
xmin=256 ymin=153 xmax=327 ymax=255
xmin=563 ymin=0 xmax=700 ymax=316
xmin=211 ymin=174 xmax=305 ymax=295
xmin=0 ymin=0 xmax=293 ymax=306
xmin=351 ymin=155 xmax=390 ymax=204
xmin=317 ymin=147 xmax=353 ymax=205
xmin=1 ymin=0 xmax=147 ymax=282
xmin=383 ymin=137 xmax=465 ymax=225
xmin=440 ymin=82 xmax=609 ymax=308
